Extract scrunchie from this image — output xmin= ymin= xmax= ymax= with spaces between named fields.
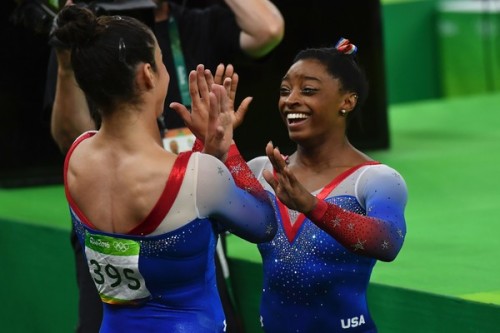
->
xmin=335 ymin=37 xmax=357 ymax=55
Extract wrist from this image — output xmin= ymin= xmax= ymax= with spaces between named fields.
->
xmin=227 ymin=141 xmax=239 ymax=158
xmin=306 ymin=198 xmax=328 ymax=221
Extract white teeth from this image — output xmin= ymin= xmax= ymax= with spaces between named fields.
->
xmin=286 ymin=113 xmax=309 ymax=120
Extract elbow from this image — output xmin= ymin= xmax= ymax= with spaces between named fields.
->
xmin=259 ymin=18 xmax=285 ymax=54
xmin=244 ymin=18 xmax=285 ymax=58
xmin=50 ymin=125 xmax=74 ymax=155
xmin=249 ymin=216 xmax=277 ymax=244
xmin=264 ymin=17 xmax=285 ymax=48
xmin=378 ymin=253 xmax=397 ymax=263
xmin=378 ymin=244 xmax=404 ymax=262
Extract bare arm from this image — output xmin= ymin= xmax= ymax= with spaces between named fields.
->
xmin=224 ymin=0 xmax=284 ymax=58
xmin=50 ymin=48 xmax=96 ymax=154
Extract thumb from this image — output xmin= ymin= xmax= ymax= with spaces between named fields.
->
xmin=170 ymin=102 xmax=191 ymax=126
xmin=234 ymin=96 xmax=253 ymax=129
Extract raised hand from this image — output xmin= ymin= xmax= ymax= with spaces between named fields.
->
xmin=170 ymin=63 xmax=253 ymax=142
xmin=262 ymin=142 xmax=317 ymax=214
xmin=170 ymin=64 xmax=211 ymax=141
xmin=170 ymin=64 xmax=233 ymax=160
xmin=204 ymin=83 xmax=233 ymax=161
xmin=213 ymin=64 xmax=253 ymax=129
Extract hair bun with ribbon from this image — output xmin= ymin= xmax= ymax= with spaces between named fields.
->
xmin=335 ymin=37 xmax=357 ymax=55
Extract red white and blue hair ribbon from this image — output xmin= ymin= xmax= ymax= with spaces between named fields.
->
xmin=335 ymin=37 xmax=357 ymax=55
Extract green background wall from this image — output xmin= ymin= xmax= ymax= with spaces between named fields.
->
xmin=381 ymin=0 xmax=441 ymax=104
xmin=382 ymin=0 xmax=500 ymax=103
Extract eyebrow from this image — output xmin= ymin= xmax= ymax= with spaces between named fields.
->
xmin=282 ymin=74 xmax=321 ymax=82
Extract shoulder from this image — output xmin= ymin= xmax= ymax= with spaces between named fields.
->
xmin=359 ymin=164 xmax=406 ymax=183
xmin=356 ymin=164 xmax=408 ymax=201
xmin=66 ymin=130 xmax=97 ymax=160
xmin=190 ymin=152 xmax=230 ymax=175
xmin=74 ymin=130 xmax=97 ymax=144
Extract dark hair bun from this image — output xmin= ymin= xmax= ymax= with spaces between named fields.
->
xmin=53 ymin=5 xmax=98 ymax=47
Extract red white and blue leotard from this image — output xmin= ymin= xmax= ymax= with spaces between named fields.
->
xmin=249 ymin=157 xmax=408 ymax=333
xmin=64 ymin=132 xmax=276 ymax=333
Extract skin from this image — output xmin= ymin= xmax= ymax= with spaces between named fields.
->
xmin=66 ymin=38 xmax=232 ymax=234
xmin=262 ymin=59 xmax=373 ymax=216
xmin=171 ymin=63 xmax=251 ymax=147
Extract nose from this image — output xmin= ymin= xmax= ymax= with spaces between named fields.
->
xmin=283 ymin=89 xmax=301 ymax=108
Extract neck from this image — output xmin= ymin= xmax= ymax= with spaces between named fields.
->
xmin=291 ymin=137 xmax=355 ymax=171
xmin=98 ymin=106 xmax=163 ymax=147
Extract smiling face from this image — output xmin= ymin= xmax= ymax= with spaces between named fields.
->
xmin=279 ymin=59 xmax=352 ymax=146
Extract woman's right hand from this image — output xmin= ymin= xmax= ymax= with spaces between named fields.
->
xmin=170 ymin=64 xmax=212 ymax=141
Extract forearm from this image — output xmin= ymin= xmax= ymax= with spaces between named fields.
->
xmin=224 ymin=143 xmax=270 ymax=203
xmin=224 ymin=0 xmax=284 ymax=58
xmin=51 ymin=68 xmax=95 ymax=154
xmin=223 ymin=145 xmax=277 ymax=242
xmin=307 ymin=200 xmax=405 ymax=262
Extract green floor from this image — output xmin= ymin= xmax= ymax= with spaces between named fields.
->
xmin=370 ymin=92 xmax=500 ymax=303
xmin=1 ymin=92 xmax=500 ymax=332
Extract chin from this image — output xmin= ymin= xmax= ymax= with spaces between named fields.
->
xmin=287 ymin=132 xmax=303 ymax=144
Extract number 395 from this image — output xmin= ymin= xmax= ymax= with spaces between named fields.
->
xmin=89 ymin=259 xmax=141 ymax=290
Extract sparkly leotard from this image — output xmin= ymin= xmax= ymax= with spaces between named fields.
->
xmin=64 ymin=132 xmax=276 ymax=333
xmin=249 ymin=157 xmax=408 ymax=333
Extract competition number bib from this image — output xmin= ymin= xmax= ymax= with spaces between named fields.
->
xmin=85 ymin=232 xmax=151 ymax=305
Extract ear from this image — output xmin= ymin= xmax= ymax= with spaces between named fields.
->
xmin=140 ymin=63 xmax=155 ymax=90
xmin=341 ymin=92 xmax=358 ymax=112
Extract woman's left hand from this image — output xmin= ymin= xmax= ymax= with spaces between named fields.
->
xmin=262 ymin=142 xmax=317 ymax=214
xmin=203 ymin=83 xmax=234 ymax=161
xmin=211 ymin=64 xmax=253 ymax=130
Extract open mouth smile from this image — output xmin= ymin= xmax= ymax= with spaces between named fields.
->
xmin=286 ymin=112 xmax=310 ymax=125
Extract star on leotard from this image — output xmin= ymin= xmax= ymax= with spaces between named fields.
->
xmin=381 ymin=240 xmax=389 ymax=249
xmin=352 ymin=239 xmax=366 ymax=251
xmin=230 ymin=164 xmax=245 ymax=175
xmin=397 ymin=229 xmax=404 ymax=238
xmin=217 ymin=166 xmax=224 ymax=175
xmin=332 ymin=217 xmax=341 ymax=228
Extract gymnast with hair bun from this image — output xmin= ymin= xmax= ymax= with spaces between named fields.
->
xmin=54 ymin=5 xmax=276 ymax=332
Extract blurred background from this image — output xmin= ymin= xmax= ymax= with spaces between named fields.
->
xmin=3 ymin=0 xmax=500 ymax=187
xmin=1 ymin=0 xmax=500 ymax=332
